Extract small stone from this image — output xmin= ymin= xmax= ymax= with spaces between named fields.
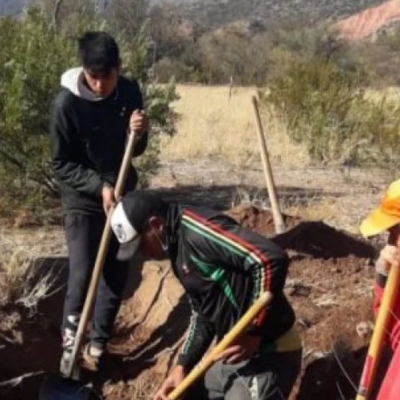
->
xmin=356 ymin=321 xmax=374 ymax=340
xmin=286 ymin=287 xmax=296 ymax=296
xmin=297 ymin=318 xmax=312 ymax=328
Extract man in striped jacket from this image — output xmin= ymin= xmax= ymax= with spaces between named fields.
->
xmin=111 ymin=191 xmax=302 ymax=400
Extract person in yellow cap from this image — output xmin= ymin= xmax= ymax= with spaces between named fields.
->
xmin=360 ymin=179 xmax=400 ymax=400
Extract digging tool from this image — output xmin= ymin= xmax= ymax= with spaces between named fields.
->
xmin=39 ymin=129 xmax=141 ymax=400
xmin=251 ymin=96 xmax=285 ymax=235
xmin=355 ymin=264 xmax=400 ymax=400
xmin=166 ymin=291 xmax=273 ymax=400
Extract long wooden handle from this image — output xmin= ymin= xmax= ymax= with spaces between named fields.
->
xmin=167 ymin=291 xmax=273 ymax=400
xmin=251 ymin=96 xmax=285 ymax=234
xmin=355 ymin=265 xmax=400 ymax=399
xmin=66 ymin=130 xmax=140 ymax=378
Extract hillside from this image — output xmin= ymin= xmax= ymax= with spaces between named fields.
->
xmin=2 ymin=0 xmax=387 ymax=28
xmin=164 ymin=0 xmax=386 ymax=29
xmin=337 ymin=0 xmax=400 ymax=40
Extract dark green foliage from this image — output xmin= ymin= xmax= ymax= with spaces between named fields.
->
xmin=0 ymin=8 xmax=75 ymax=209
xmin=0 ymin=5 xmax=177 ymax=215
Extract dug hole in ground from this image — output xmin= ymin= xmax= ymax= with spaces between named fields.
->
xmin=0 ymin=203 xmax=382 ymax=400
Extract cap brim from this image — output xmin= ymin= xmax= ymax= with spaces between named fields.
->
xmin=360 ymin=208 xmax=400 ymax=237
xmin=116 ymin=236 xmax=141 ymax=261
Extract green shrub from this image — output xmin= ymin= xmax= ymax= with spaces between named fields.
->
xmin=136 ymin=79 xmax=179 ymax=187
xmin=263 ymin=56 xmax=400 ymax=169
xmin=0 ymin=9 xmax=75 ymax=211
xmin=152 ymin=57 xmax=196 ymax=83
xmin=0 ymin=7 xmax=177 ymax=216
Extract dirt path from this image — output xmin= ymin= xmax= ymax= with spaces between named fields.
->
xmin=152 ymin=158 xmax=390 ymax=233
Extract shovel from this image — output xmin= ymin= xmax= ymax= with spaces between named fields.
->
xmin=167 ymin=291 xmax=273 ymax=400
xmin=39 ymin=128 xmax=141 ymax=400
xmin=355 ymin=263 xmax=400 ymax=400
xmin=251 ymin=96 xmax=286 ymax=235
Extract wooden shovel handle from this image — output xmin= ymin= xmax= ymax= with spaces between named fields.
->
xmin=66 ymin=130 xmax=140 ymax=378
xmin=355 ymin=264 xmax=400 ymax=399
xmin=167 ymin=291 xmax=273 ymax=400
xmin=251 ymin=96 xmax=285 ymax=234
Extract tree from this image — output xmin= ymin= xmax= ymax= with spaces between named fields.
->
xmin=0 ymin=5 xmax=177 ymax=214
xmin=102 ymin=0 xmax=148 ymax=39
xmin=0 ymin=8 xmax=75 ymax=205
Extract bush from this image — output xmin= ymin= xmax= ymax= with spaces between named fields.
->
xmin=0 ymin=9 xmax=75 ymax=211
xmin=263 ymin=56 xmax=400 ymax=168
xmin=352 ymin=26 xmax=400 ymax=87
xmin=0 ymin=7 xmax=177 ymax=215
xmin=135 ymin=79 xmax=179 ymax=186
xmin=153 ymin=57 xmax=196 ymax=83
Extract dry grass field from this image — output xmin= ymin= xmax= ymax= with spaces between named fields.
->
xmin=161 ymin=85 xmax=400 ymax=168
xmin=160 ymin=84 xmax=309 ymax=167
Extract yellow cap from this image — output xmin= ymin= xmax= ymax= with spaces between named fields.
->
xmin=360 ymin=179 xmax=400 ymax=237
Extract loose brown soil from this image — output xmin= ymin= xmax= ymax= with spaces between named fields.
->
xmin=0 ymin=205 xmax=380 ymax=400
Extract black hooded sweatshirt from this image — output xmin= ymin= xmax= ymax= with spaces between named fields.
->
xmin=50 ymin=67 xmax=148 ymax=214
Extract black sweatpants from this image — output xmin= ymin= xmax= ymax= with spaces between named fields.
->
xmin=62 ymin=213 xmax=129 ymax=351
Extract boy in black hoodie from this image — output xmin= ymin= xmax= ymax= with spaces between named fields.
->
xmin=49 ymin=31 xmax=148 ymax=373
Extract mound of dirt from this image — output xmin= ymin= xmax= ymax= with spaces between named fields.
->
xmin=227 ymin=204 xmax=301 ymax=237
xmin=229 ymin=204 xmax=376 ymax=259
xmin=273 ymin=221 xmax=375 ymax=259
xmin=0 ymin=206 xmax=380 ymax=400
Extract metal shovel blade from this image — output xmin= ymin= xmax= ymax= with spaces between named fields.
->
xmin=39 ymin=373 xmax=92 ymax=400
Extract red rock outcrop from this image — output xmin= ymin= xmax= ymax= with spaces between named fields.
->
xmin=336 ymin=0 xmax=400 ymax=41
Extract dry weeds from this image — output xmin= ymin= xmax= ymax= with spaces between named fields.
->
xmin=365 ymin=87 xmax=400 ymax=103
xmin=232 ymin=189 xmax=338 ymax=227
xmin=161 ymin=84 xmax=309 ymax=167
xmin=283 ymin=195 xmax=338 ymax=223
xmin=0 ymin=233 xmax=61 ymax=310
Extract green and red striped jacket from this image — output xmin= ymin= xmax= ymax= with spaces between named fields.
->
xmin=165 ymin=205 xmax=297 ymax=370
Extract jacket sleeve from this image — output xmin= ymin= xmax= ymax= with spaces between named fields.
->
xmin=373 ymin=259 xmax=390 ymax=339
xmin=183 ymin=210 xmax=289 ymax=335
xmin=131 ymin=80 xmax=148 ymax=157
xmin=50 ymin=98 xmax=103 ymax=196
xmin=373 ymin=255 xmax=390 ymax=318
xmin=177 ymin=295 xmax=215 ymax=371
xmin=373 ymin=255 xmax=387 ymax=316
xmin=373 ymin=280 xmax=384 ymax=318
